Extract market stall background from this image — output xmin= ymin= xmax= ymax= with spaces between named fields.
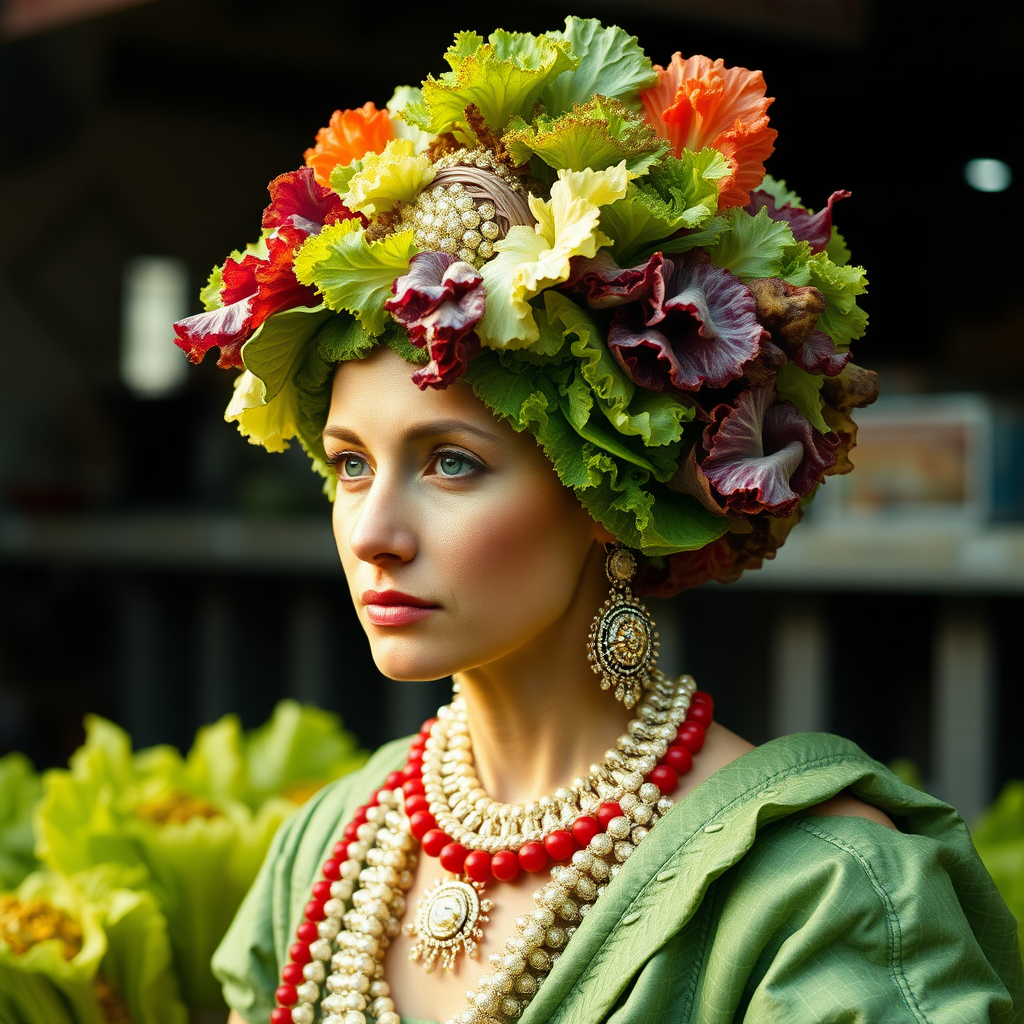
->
xmin=1 ymin=0 xmax=1022 ymax=867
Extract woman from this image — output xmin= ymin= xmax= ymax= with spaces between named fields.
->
xmin=174 ymin=19 xmax=1023 ymax=1023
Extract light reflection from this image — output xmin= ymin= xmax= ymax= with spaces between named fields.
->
xmin=964 ymin=158 xmax=1012 ymax=193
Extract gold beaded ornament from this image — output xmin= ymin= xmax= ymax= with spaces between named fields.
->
xmin=397 ymin=148 xmax=533 ymax=268
xmin=588 ymin=545 xmax=659 ymax=709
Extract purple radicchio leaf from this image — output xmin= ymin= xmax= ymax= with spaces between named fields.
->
xmin=745 ymin=189 xmax=851 ymax=253
xmin=699 ymin=384 xmax=837 ymax=516
xmin=606 ymin=249 xmax=769 ymax=392
xmin=568 ymin=250 xmax=666 ymax=318
xmin=794 ymin=329 xmax=851 ymax=376
xmin=385 ymin=252 xmax=485 ymax=390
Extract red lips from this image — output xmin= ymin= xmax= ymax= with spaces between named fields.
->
xmin=361 ymin=590 xmax=438 ymax=627
xmin=360 ymin=589 xmax=436 ymax=608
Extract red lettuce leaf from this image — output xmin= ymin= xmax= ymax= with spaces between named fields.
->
xmin=173 ymin=298 xmax=254 ymax=369
xmin=174 ymin=227 xmax=317 ymax=369
xmin=262 ymin=167 xmax=353 ymax=234
xmin=385 ymin=252 xmax=485 ymax=389
xmin=745 ymin=189 xmax=850 ymax=254
xmin=175 ymin=171 xmax=353 ymax=369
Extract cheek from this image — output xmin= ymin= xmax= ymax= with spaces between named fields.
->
xmin=443 ymin=485 xmax=594 ymax=619
xmin=331 ymin=499 xmax=361 ymax=584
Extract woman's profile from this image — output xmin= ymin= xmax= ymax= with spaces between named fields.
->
xmin=172 ymin=19 xmax=1023 ymax=1024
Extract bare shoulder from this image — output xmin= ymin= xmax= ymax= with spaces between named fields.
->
xmin=676 ymin=725 xmax=896 ymax=829
xmin=672 ymin=722 xmax=755 ymax=799
xmin=799 ymin=791 xmax=898 ymax=830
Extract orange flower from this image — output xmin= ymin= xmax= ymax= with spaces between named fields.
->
xmin=304 ymin=102 xmax=395 ymax=187
xmin=641 ymin=54 xmax=777 ymax=209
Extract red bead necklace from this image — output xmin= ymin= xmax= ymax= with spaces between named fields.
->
xmin=269 ymin=690 xmax=714 ymax=1023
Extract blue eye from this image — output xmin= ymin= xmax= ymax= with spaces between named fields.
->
xmin=436 ymin=452 xmax=477 ymax=477
xmin=340 ymin=455 xmax=369 ymax=478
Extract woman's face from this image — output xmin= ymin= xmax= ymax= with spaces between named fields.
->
xmin=325 ymin=345 xmax=608 ymax=681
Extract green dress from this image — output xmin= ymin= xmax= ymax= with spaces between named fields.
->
xmin=212 ymin=733 xmax=1023 ymax=1023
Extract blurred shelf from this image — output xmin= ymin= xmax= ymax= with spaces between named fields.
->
xmin=2 ymin=513 xmax=1023 ymax=592
xmin=0 ymin=512 xmax=340 ymax=576
xmin=736 ymin=521 xmax=1024 ymax=593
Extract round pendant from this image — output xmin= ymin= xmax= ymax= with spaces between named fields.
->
xmin=405 ymin=878 xmax=493 ymax=972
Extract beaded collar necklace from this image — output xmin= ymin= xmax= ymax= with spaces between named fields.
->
xmin=269 ymin=673 xmax=713 ymax=1024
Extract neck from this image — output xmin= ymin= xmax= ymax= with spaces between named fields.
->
xmin=451 ymin=543 xmax=634 ymax=805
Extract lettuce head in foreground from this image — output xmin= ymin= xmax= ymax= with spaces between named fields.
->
xmin=34 ymin=702 xmax=366 ymax=1010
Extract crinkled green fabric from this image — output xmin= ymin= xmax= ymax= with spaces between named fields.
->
xmin=212 ymin=733 xmax=1023 ymax=1023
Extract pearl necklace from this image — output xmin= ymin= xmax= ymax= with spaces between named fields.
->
xmin=269 ymin=675 xmax=714 ymax=1024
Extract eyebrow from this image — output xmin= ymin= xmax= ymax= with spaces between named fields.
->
xmin=322 ymin=419 xmax=501 ymax=447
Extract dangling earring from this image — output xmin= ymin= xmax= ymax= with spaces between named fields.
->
xmin=587 ymin=544 xmax=659 ymax=709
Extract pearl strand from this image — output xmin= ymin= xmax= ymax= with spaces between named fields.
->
xmin=422 ymin=673 xmax=694 ymax=858
xmin=270 ymin=679 xmax=715 ymax=1024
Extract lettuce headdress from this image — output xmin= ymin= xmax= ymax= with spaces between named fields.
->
xmin=174 ymin=18 xmax=876 ymax=592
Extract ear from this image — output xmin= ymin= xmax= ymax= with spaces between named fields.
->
xmin=593 ymin=521 xmax=617 ymax=545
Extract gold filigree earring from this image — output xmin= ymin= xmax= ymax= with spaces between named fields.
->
xmin=587 ymin=544 xmax=659 ymax=708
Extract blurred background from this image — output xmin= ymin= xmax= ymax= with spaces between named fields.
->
xmin=1 ymin=0 xmax=1021 ymax=826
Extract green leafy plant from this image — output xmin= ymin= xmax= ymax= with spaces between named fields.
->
xmin=972 ymin=781 xmax=1024 ymax=964
xmin=0 ymin=752 xmax=42 ymax=890
xmin=0 ymin=865 xmax=187 ymax=1024
xmin=30 ymin=702 xmax=366 ymax=1012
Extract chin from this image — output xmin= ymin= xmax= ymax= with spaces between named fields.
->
xmin=367 ymin=636 xmax=463 ymax=683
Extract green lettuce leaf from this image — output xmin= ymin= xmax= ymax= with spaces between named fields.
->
xmin=478 ymin=164 xmax=627 ymax=349
xmin=503 ymin=97 xmax=666 ymax=174
xmin=649 ymin=216 xmax=731 ymax=261
xmin=541 ymin=17 xmax=658 ymax=114
xmin=775 ymin=361 xmax=829 ymax=435
xmin=244 ymin=700 xmax=366 ymax=807
xmin=227 ymin=233 xmax=270 ymax=266
xmin=387 ymin=86 xmax=434 ymax=154
xmin=328 ymin=158 xmax=365 ymax=198
xmin=0 ymin=753 xmax=42 ymax=891
xmin=824 ymin=227 xmax=852 ymax=267
xmin=290 ymin=314 xmax=412 ymax=483
xmin=0 ymin=867 xmax=187 ymax=1024
xmin=199 ymin=265 xmax=224 ymax=311
xmin=240 ymin=304 xmax=332 ymax=401
xmin=293 ymin=219 xmax=417 ymax=335
xmin=703 ymin=205 xmax=802 ymax=280
xmin=314 ymin=309 xmax=388 ymax=364
xmin=343 ymin=138 xmax=435 ymax=216
xmin=545 ymin=291 xmax=692 ymax=449
xmin=575 ymin=450 xmax=728 ymax=555
xmin=178 ymin=717 xmax=247 ymax=806
xmin=602 ymin=149 xmax=727 ymax=264
xmin=465 ymin=346 xmax=719 ymax=554
xmin=293 ymin=330 xmax=346 ymax=480
xmin=403 ymin=29 xmax=578 ymax=144
xmin=224 ymin=370 xmax=300 ymax=453
xmin=34 ymin=706 xmax=366 ymax=1010
xmin=383 ymin=323 xmax=429 ymax=365
xmin=971 ymin=781 xmax=1024 ymax=961
xmin=755 ymin=174 xmax=803 ymax=208
xmin=802 ymin=252 xmax=869 ymax=346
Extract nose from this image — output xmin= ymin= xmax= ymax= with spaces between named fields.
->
xmin=343 ymin=470 xmax=417 ymax=566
